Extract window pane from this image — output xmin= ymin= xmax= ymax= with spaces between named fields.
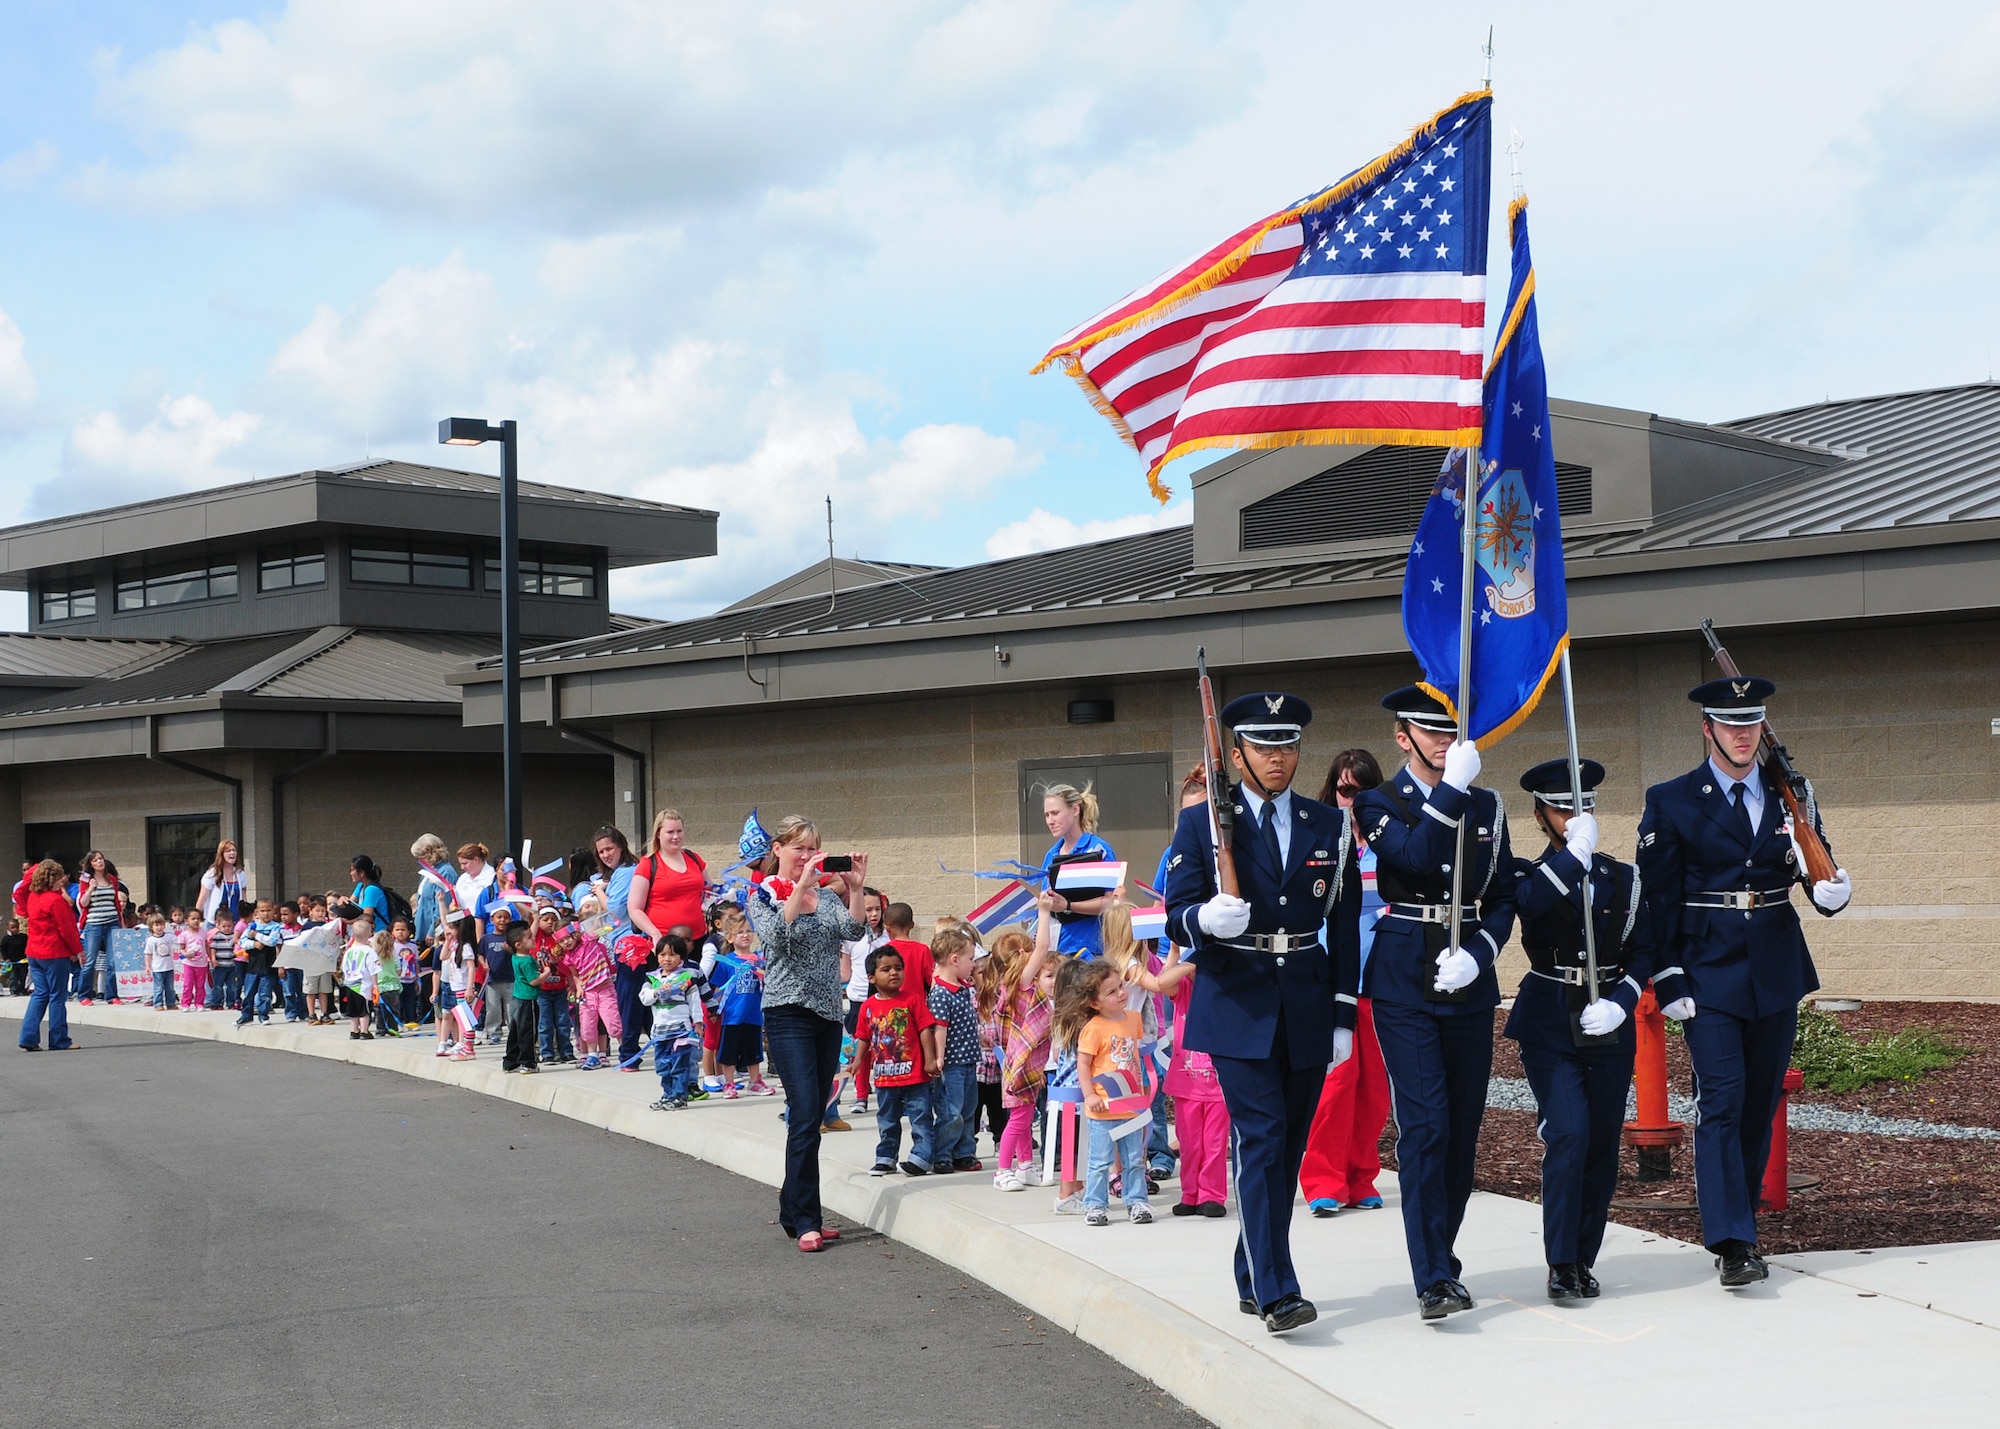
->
xmin=293 ymin=554 xmax=324 ymax=586
xmin=260 ymin=560 xmax=294 ymax=590
xmin=546 ymin=562 xmax=593 ymax=597
xmin=412 ymin=550 xmax=470 ymax=588
xmin=117 ymin=582 xmax=144 ymax=611
xmin=73 ymin=590 xmax=96 ymax=618
xmin=482 ymin=558 xmax=502 ymax=593
xmin=350 ymin=555 xmax=410 ymax=584
xmin=40 ymin=592 xmax=63 ymax=621
xmin=147 ymin=572 xmax=205 ymax=606
xmin=208 ymin=566 xmax=238 ymax=597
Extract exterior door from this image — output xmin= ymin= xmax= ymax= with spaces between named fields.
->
xmin=1018 ymin=754 xmax=1175 ymax=900
xmin=24 ymin=821 xmax=90 ymax=878
xmin=148 ymin=814 xmax=221 ymax=911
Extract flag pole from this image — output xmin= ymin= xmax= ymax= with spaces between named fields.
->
xmin=1558 ymin=647 xmax=1601 ymax=1003
xmin=1446 ymin=449 xmax=1479 ymax=962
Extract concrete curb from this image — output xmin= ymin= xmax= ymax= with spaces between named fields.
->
xmin=9 ymin=1004 xmax=1380 ymax=1429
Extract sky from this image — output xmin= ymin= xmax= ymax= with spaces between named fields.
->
xmin=3 ymin=1 xmax=1999 ymax=626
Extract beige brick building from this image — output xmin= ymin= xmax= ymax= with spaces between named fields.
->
xmin=463 ymin=386 xmax=2000 ymax=1000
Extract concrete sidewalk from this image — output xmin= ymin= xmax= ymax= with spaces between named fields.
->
xmin=13 ymin=1001 xmax=1999 ymax=1428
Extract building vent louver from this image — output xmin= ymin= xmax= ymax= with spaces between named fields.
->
xmin=1239 ymin=446 xmax=1591 ymax=551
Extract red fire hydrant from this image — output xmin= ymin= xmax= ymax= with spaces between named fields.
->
xmin=1623 ymin=985 xmax=1685 ymax=1180
xmin=1759 ymin=1067 xmax=1805 ymax=1212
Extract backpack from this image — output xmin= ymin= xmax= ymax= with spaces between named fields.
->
xmin=381 ymin=883 xmax=415 ymax=931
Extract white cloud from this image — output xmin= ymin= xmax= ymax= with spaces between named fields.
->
xmin=0 ymin=308 xmax=36 ymax=423
xmin=81 ymin=0 xmax=1254 ymax=230
xmin=66 ymin=395 xmax=260 ymax=491
xmin=0 ymin=140 xmax=59 ymax=189
xmin=984 ymin=499 xmax=1188 ymax=559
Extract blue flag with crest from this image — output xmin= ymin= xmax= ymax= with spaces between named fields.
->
xmin=1401 ymin=198 xmax=1567 ymax=747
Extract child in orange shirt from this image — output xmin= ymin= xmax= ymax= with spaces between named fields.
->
xmin=1070 ymin=959 xmax=1158 ymax=1227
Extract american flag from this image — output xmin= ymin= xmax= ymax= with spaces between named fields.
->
xmin=1036 ymin=90 xmax=1492 ymax=501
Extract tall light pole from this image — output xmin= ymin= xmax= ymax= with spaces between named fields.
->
xmin=439 ymin=416 xmax=522 ymax=859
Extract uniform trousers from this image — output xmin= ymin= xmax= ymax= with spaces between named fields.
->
xmin=1518 ymin=1037 xmax=1633 ymax=1267
xmin=1683 ymin=1003 xmax=1797 ymax=1251
xmin=1373 ymin=1001 xmax=1492 ymax=1293
xmin=1212 ymin=1031 xmax=1325 ymax=1311
xmin=1300 ymin=998 xmax=1391 ymax=1205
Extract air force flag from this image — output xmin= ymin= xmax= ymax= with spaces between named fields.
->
xmin=1401 ymin=198 xmax=1568 ymax=747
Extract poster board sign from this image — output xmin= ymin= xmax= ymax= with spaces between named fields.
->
xmin=111 ymin=926 xmax=153 ymax=1001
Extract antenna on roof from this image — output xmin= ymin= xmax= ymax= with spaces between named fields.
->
xmin=1506 ymin=126 xmax=1525 ymax=200
xmin=1482 ymin=25 xmax=1494 ymax=89
xmin=826 ymin=495 xmax=837 ymax=615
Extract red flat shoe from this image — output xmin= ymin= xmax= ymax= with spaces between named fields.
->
xmin=819 ymin=1226 xmax=840 ymax=1241
xmin=797 ymin=1231 xmax=825 ymax=1253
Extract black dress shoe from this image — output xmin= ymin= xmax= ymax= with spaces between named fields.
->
xmin=1578 ymin=1266 xmax=1601 ymax=1298
xmin=1239 ymin=1297 xmax=1259 ymax=1315
xmin=1717 ymin=1242 xmax=1769 ymax=1287
xmin=1444 ymin=1278 xmax=1475 ymax=1312
xmin=1197 ymin=1201 xmax=1226 ymax=1218
xmin=1263 ymin=1292 xmax=1318 ymax=1334
xmin=1547 ymin=1264 xmax=1583 ymax=1301
xmin=1172 ymin=1202 xmax=1199 ymax=1217
xmin=1419 ymin=1281 xmax=1456 ymax=1320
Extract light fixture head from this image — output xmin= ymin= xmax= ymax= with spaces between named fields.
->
xmin=439 ymin=416 xmax=502 ymax=446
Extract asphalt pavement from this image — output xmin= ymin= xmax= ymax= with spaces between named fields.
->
xmin=4 ymin=1028 xmax=1203 ymax=1429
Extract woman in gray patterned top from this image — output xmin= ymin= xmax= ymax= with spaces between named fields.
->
xmin=747 ymin=815 xmax=869 ymax=1253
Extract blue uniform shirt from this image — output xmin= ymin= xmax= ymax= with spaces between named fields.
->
xmin=1505 ymin=845 xmax=1660 ymax=1049
xmin=1043 ymin=831 xmax=1114 ymax=958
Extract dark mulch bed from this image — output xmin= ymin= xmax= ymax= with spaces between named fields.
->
xmin=1389 ymin=1003 xmax=2000 ymax=1254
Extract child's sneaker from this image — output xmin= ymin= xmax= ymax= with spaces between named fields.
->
xmin=578 ymin=1054 xmax=602 ymax=1070
xmin=1052 ymin=1191 xmax=1084 ymax=1215
xmin=702 ymin=1075 xmax=726 ymax=1093
xmin=724 ymin=1084 xmax=740 ymax=1100
xmin=434 ymin=1044 xmax=453 ymax=1057
xmin=930 ymin=1162 xmax=954 ymax=1176
xmin=994 ymin=1168 xmax=1025 ymax=1192
xmin=1019 ymin=1164 xmax=1049 ymax=1187
xmin=648 ymin=1097 xmax=671 ymax=1111
xmin=670 ymin=1097 xmax=689 ymax=1110
xmin=899 ymin=1160 xmax=930 ymax=1177
xmin=686 ymin=1088 xmax=709 ymax=1102
xmin=1085 ymin=1207 xmax=1110 ymax=1227
xmin=869 ymin=1162 xmax=896 ymax=1177
xmin=1128 ymin=1203 xmax=1155 ymax=1225
xmin=953 ymin=1157 xmax=983 ymax=1173
xmin=452 ymin=1046 xmax=474 ymax=1061
xmin=747 ymin=1081 xmax=777 ymax=1097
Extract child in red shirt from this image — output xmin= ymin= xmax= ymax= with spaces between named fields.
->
xmin=853 ymin=946 xmax=940 ymax=1177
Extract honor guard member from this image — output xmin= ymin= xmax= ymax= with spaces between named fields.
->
xmin=1636 ymin=677 xmax=1850 ymax=1288
xmin=1354 ymin=686 xmax=1516 ymax=1321
xmin=1163 ymin=691 xmax=1362 ymax=1336
xmin=1505 ymin=758 xmax=1658 ymax=1302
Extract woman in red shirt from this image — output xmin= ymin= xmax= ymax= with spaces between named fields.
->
xmin=17 ymin=858 xmax=82 ymax=1051
xmin=628 ymin=809 xmax=708 ymax=941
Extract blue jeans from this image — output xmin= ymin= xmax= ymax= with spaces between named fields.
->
xmin=654 ymin=1040 xmax=697 ymax=1101
xmin=151 ymin=970 xmax=177 ymax=1008
xmin=19 ymin=958 xmax=73 ymax=1049
xmin=283 ymin=969 xmax=306 ymax=1020
xmin=235 ymin=971 xmax=274 ymax=1023
xmin=80 ymin=922 xmax=116 ymax=999
xmin=873 ymin=1081 xmax=935 ymax=1168
xmin=1085 ymin=1114 xmax=1150 ymax=1211
xmin=764 ymin=1006 xmax=845 ymax=1238
xmin=931 ymin=1063 xmax=979 ymax=1167
xmin=212 ymin=962 xmax=243 ymax=1009
xmin=536 ymin=989 xmax=574 ymax=1061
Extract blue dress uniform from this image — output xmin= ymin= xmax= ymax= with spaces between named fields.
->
xmin=1636 ymin=676 xmax=1839 ymax=1275
xmin=1354 ymin=687 xmax=1516 ymax=1314
xmin=1504 ymin=758 xmax=1657 ymax=1300
xmin=1163 ymin=693 xmax=1361 ymax=1332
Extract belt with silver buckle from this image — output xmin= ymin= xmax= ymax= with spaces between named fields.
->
xmin=1218 ymin=932 xmax=1305 ymax=956
xmin=1384 ymin=902 xmax=1473 ymax=925
xmin=1685 ymin=888 xmax=1791 ymax=912
xmin=1529 ymin=965 xmax=1625 ymax=987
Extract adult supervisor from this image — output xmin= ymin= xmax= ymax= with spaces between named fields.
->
xmin=1505 ymin=758 xmax=1660 ymax=1301
xmin=1636 ymin=677 xmax=1849 ymax=1287
xmin=1163 ymin=692 xmax=1360 ymax=1335
xmin=1354 ymin=686 xmax=1516 ymax=1322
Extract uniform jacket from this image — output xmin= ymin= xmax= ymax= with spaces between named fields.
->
xmin=1353 ymin=772 xmax=1516 ymax=1015
xmin=1163 ymin=786 xmax=1361 ymax=1068
xmin=1504 ymin=845 xmax=1660 ymax=1051
xmin=1636 ymin=764 xmax=1825 ymax=1020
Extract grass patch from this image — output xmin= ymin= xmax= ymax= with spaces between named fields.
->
xmin=1791 ymin=1007 xmax=1967 ymax=1094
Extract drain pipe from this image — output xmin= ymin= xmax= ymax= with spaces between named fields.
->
xmin=558 ymin=723 xmax=649 ymax=841
xmin=147 ymin=713 xmax=244 ymax=868
xmin=271 ymin=712 xmax=339 ymax=897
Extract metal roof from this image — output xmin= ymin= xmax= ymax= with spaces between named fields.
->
xmin=495 ymin=383 xmax=2000 ymax=675
xmin=0 ymin=633 xmax=182 ymax=683
xmin=322 ymin=459 xmax=697 ymax=514
xmin=0 ymin=632 xmax=309 ymax=716
xmin=254 ymin=629 xmax=495 ymax=703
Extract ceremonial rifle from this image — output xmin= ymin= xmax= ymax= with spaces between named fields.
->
xmin=1195 ymin=647 xmax=1241 ymax=899
xmin=1699 ymin=620 xmax=1837 ymax=885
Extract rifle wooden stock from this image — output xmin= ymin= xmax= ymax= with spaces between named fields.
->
xmin=1699 ymin=621 xmax=1838 ymax=885
xmin=1195 ymin=647 xmax=1241 ymax=899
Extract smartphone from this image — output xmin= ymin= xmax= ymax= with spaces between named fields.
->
xmin=820 ymin=854 xmax=853 ymax=873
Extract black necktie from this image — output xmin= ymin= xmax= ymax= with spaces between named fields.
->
xmin=1731 ymin=782 xmax=1754 ymax=842
xmin=1258 ymin=799 xmax=1284 ymax=872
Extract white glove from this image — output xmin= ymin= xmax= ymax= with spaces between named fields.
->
xmin=1197 ymin=893 xmax=1251 ymax=940
xmin=1564 ymin=812 xmax=1599 ymax=863
xmin=1812 ymin=868 xmax=1852 ymax=914
xmin=1578 ymin=998 xmax=1626 ymax=1036
xmin=1433 ymin=946 xmax=1479 ymax=992
xmin=1660 ymin=997 xmax=1696 ymax=1021
xmin=1440 ymin=739 xmax=1482 ymax=792
xmin=1327 ymin=1027 xmax=1354 ymax=1072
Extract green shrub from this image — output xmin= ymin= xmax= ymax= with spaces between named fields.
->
xmin=1791 ymin=1006 xmax=1966 ymax=1094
